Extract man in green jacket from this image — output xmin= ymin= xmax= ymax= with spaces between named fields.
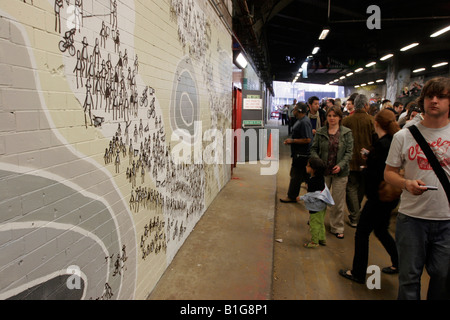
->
xmin=342 ymin=94 xmax=377 ymax=227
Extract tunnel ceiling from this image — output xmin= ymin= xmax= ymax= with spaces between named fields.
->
xmin=232 ymin=0 xmax=450 ymax=89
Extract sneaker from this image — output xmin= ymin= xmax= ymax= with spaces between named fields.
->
xmin=304 ymin=241 xmax=319 ymax=248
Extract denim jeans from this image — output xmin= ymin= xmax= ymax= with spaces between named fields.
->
xmin=396 ymin=213 xmax=450 ymax=300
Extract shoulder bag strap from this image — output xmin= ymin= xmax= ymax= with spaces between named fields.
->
xmin=408 ymin=125 xmax=450 ymax=204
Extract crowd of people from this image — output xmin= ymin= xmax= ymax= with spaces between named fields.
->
xmin=278 ymin=77 xmax=450 ymax=300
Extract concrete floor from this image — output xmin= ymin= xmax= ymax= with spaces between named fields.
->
xmin=148 ymin=157 xmax=276 ymax=300
xmin=148 ymin=120 xmax=430 ymax=300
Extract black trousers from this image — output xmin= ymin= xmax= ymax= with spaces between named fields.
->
xmin=287 ymin=156 xmax=309 ymax=200
xmin=351 ymin=198 xmax=399 ymax=280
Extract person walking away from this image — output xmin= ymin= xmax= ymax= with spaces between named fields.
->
xmin=385 ymin=77 xmax=450 ymax=300
xmin=297 ymin=157 xmax=334 ymax=248
xmin=310 ymin=106 xmax=353 ymax=239
xmin=339 ymin=109 xmax=401 ymax=284
xmin=281 ymin=104 xmax=289 ymax=125
xmin=280 ymin=103 xmax=313 ymax=203
xmin=342 ymin=94 xmax=377 ymax=227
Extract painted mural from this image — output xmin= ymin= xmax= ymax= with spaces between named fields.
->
xmin=0 ymin=0 xmax=232 ymax=299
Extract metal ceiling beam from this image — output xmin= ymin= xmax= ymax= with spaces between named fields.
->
xmin=252 ymin=0 xmax=295 ymax=34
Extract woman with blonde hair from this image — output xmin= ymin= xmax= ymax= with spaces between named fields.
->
xmin=339 ymin=109 xmax=401 ymax=283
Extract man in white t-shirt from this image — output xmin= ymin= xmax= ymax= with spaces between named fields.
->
xmin=385 ymin=77 xmax=450 ymax=300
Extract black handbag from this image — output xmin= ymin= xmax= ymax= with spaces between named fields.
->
xmin=408 ymin=125 xmax=450 ymax=204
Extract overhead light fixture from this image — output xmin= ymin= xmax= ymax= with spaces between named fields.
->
xmin=339 ymin=76 xmax=346 ymax=79
xmin=355 ymin=68 xmax=364 ymax=73
xmin=413 ymin=68 xmax=426 ymax=73
xmin=361 ymin=83 xmax=367 ymax=87
xmin=376 ymin=79 xmax=384 ymax=83
xmin=319 ymin=28 xmax=330 ymax=40
xmin=354 ymin=85 xmax=360 ymax=88
xmin=366 ymin=62 xmax=376 ymax=67
xmin=298 ymin=68 xmax=303 ymax=72
xmin=235 ymin=52 xmax=248 ymax=69
xmin=368 ymin=81 xmax=375 ymax=85
xmin=312 ymin=47 xmax=320 ymax=55
xmin=380 ymin=54 xmax=394 ymax=61
xmin=346 ymin=72 xmax=354 ymax=77
xmin=400 ymin=42 xmax=419 ymax=51
xmin=430 ymin=25 xmax=450 ymax=38
xmin=432 ymin=62 xmax=449 ymax=68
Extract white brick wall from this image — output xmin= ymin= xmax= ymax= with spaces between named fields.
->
xmin=0 ymin=0 xmax=232 ymax=300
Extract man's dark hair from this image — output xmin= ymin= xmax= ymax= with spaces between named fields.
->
xmin=417 ymin=77 xmax=450 ymax=114
xmin=308 ymin=96 xmax=320 ymax=106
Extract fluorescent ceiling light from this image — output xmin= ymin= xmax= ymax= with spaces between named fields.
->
xmin=235 ymin=53 xmax=248 ymax=69
xmin=368 ymin=81 xmax=374 ymax=85
xmin=319 ymin=29 xmax=330 ymax=40
xmin=365 ymin=62 xmax=376 ymax=67
xmin=312 ymin=47 xmax=320 ymax=55
xmin=400 ymin=42 xmax=419 ymax=51
xmin=376 ymin=79 xmax=384 ymax=83
xmin=361 ymin=83 xmax=367 ymax=86
xmin=298 ymin=68 xmax=303 ymax=72
xmin=346 ymin=72 xmax=354 ymax=77
xmin=354 ymin=85 xmax=360 ymax=88
xmin=296 ymin=73 xmax=300 ymax=77
xmin=339 ymin=76 xmax=346 ymax=79
xmin=432 ymin=62 xmax=449 ymax=68
xmin=355 ymin=68 xmax=364 ymax=73
xmin=413 ymin=68 xmax=426 ymax=73
xmin=430 ymin=25 xmax=450 ymax=38
xmin=380 ymin=54 xmax=394 ymax=61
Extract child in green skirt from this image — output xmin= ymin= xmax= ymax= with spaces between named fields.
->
xmin=297 ymin=157 xmax=334 ymax=248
